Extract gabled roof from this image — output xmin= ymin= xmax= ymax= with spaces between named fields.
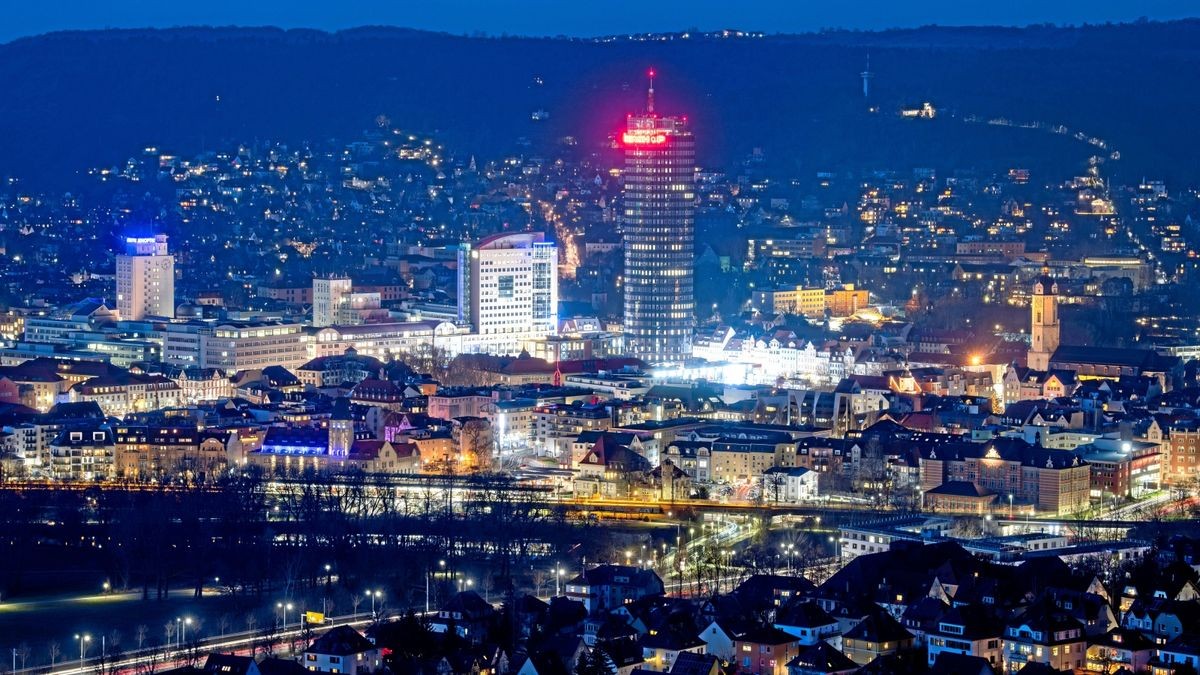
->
xmin=439 ymin=590 xmax=495 ymax=617
xmin=254 ymin=659 xmax=307 ymax=675
xmin=568 ymin=564 xmax=662 ymax=591
xmin=926 ymin=480 xmax=994 ymax=498
xmin=786 ymin=641 xmax=857 ymax=673
xmin=1006 ymin=601 xmax=1085 ymax=641
xmin=936 ymin=605 xmax=1004 ymax=640
xmin=775 ymin=601 xmax=835 ymax=628
xmin=306 ymin=625 xmax=375 ymax=656
xmin=735 ymin=624 xmax=798 ymax=646
xmin=1051 ymin=345 xmax=1180 ymax=372
xmin=733 ymin=574 xmax=816 ymax=611
xmin=579 ymin=435 xmax=651 ymax=472
xmin=201 ymin=654 xmax=255 ymax=675
xmin=842 ymin=611 xmax=912 ymax=644
xmin=667 ymin=652 xmax=721 ymax=675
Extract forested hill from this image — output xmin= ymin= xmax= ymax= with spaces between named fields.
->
xmin=1 ymin=20 xmax=1199 ymax=187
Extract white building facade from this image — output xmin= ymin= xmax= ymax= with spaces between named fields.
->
xmin=116 ymin=235 xmax=175 ymax=320
xmin=467 ymin=232 xmax=558 ymax=352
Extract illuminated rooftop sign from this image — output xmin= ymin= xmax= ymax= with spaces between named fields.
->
xmin=622 ymin=130 xmax=668 ymax=145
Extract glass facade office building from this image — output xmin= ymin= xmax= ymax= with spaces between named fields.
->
xmin=621 ymin=113 xmax=696 ymax=363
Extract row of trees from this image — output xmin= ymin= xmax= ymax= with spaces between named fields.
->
xmin=0 ymin=465 xmax=604 ymax=611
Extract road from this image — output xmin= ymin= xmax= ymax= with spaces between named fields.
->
xmin=0 ymin=585 xmax=336 ymax=671
xmin=35 ymin=612 xmax=379 ymax=675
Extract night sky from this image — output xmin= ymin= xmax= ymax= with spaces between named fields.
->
xmin=2 ymin=0 xmax=1197 ymax=43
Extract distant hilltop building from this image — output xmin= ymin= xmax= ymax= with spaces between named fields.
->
xmin=622 ymin=70 xmax=696 ymax=364
xmin=900 ymin=102 xmax=937 ymax=119
xmin=116 ymin=235 xmax=174 ymax=321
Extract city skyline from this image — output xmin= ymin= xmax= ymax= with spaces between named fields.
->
xmin=2 ymin=12 xmax=1200 ymax=675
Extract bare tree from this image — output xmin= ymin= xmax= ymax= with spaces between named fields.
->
xmin=764 ymin=472 xmax=786 ymax=505
xmin=532 ymin=569 xmax=548 ymax=598
xmin=134 ymin=645 xmax=161 ymax=675
xmin=47 ymin=641 xmax=61 ymax=669
xmin=17 ymin=642 xmax=30 ymax=670
xmin=257 ymin=621 xmax=280 ymax=658
xmin=106 ymin=631 xmax=122 ymax=654
xmin=218 ymin=614 xmax=232 ymax=636
xmin=135 ymin=625 xmax=148 ymax=651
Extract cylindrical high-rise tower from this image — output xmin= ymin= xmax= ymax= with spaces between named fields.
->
xmin=621 ymin=72 xmax=696 ymax=364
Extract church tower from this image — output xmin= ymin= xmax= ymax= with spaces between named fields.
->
xmin=329 ymin=396 xmax=353 ymax=457
xmin=1028 ymin=274 xmax=1060 ymax=371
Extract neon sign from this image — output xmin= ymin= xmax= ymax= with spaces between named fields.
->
xmin=622 ymin=130 xmax=668 ymax=145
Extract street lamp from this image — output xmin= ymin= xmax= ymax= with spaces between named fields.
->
xmin=1008 ymin=494 xmax=1014 ymax=519
xmin=555 ymin=566 xmax=563 ymax=597
xmin=276 ymin=603 xmax=293 ymax=629
xmin=365 ymin=590 xmax=381 ymax=618
xmin=75 ymin=634 xmax=91 ymax=663
xmin=177 ymin=617 xmax=192 ymax=648
xmin=102 ymin=581 xmax=110 ymax=593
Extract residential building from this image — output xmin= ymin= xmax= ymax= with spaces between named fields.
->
xmin=733 ymin=625 xmax=801 ymax=675
xmin=296 ymin=348 xmax=386 ymax=389
xmin=113 ymin=424 xmax=226 ymax=480
xmin=925 ymin=606 xmax=1004 ymax=668
xmin=919 ymin=437 xmax=1091 ymax=516
xmin=1002 ymin=604 xmax=1086 ymax=673
xmin=429 ymin=591 xmax=498 ymax=645
xmin=564 ymin=564 xmax=664 ymax=614
xmin=302 ymin=626 xmax=381 ymax=675
xmin=763 ymin=466 xmax=819 ymax=504
xmin=841 ymin=612 xmax=914 ymax=665
xmin=48 ymin=422 xmax=115 ymax=480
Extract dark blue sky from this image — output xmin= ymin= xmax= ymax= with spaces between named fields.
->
xmin=1 ymin=0 xmax=1196 ymax=43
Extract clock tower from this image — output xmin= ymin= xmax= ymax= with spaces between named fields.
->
xmin=1028 ymin=274 xmax=1060 ymax=371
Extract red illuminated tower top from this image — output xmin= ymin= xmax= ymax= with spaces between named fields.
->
xmin=622 ymin=68 xmax=688 ymax=146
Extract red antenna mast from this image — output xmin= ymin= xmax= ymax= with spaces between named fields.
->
xmin=647 ymin=68 xmax=656 ymax=113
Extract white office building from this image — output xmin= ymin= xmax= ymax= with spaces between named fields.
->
xmin=199 ymin=322 xmax=308 ymax=372
xmin=313 ymin=277 xmax=386 ymax=327
xmin=465 ymin=232 xmax=558 ymax=352
xmin=312 ymin=277 xmax=353 ymax=328
xmin=116 ymin=235 xmax=175 ymax=320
